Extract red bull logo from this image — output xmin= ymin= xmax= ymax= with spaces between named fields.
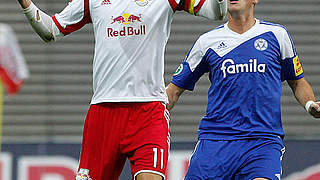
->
xmin=111 ymin=13 xmax=142 ymax=25
xmin=285 ymin=164 xmax=320 ymax=180
xmin=108 ymin=13 xmax=146 ymax=37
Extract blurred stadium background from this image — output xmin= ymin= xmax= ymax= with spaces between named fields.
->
xmin=0 ymin=0 xmax=320 ymax=179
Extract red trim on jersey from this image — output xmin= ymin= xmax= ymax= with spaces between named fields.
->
xmin=184 ymin=0 xmax=191 ymax=12
xmin=194 ymin=0 xmax=206 ymax=14
xmin=52 ymin=0 xmax=92 ymax=35
xmin=168 ymin=0 xmax=179 ymax=11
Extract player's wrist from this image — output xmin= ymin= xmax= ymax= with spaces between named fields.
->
xmin=305 ymin=100 xmax=316 ymax=112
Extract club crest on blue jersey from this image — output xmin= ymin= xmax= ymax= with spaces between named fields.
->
xmin=220 ymin=59 xmax=266 ymax=78
xmin=254 ymin=38 xmax=268 ymax=51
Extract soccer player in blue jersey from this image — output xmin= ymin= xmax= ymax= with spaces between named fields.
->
xmin=166 ymin=0 xmax=320 ymax=179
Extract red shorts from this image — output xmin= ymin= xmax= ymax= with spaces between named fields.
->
xmin=77 ymin=102 xmax=170 ymax=180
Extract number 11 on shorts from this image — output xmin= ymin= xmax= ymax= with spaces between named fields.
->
xmin=153 ymin=148 xmax=164 ymax=169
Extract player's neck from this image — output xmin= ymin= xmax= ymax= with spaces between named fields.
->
xmin=227 ymin=14 xmax=256 ymax=34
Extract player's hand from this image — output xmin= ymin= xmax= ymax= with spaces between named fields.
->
xmin=307 ymin=101 xmax=320 ymax=118
xmin=17 ymin=0 xmax=31 ymax=9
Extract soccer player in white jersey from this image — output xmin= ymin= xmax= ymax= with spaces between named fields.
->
xmin=17 ymin=0 xmax=227 ymax=179
xmin=166 ymin=0 xmax=320 ymax=179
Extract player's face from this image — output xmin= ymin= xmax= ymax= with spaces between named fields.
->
xmin=228 ymin=0 xmax=258 ymax=15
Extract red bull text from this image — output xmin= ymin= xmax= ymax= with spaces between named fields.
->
xmin=107 ymin=25 xmax=146 ymax=37
xmin=108 ymin=13 xmax=146 ymax=37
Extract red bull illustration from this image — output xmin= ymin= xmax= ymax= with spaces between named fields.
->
xmin=108 ymin=13 xmax=146 ymax=37
xmin=111 ymin=13 xmax=141 ymax=25
xmin=111 ymin=16 xmax=126 ymax=24
xmin=128 ymin=14 xmax=142 ymax=23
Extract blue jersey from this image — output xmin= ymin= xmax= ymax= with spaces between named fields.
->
xmin=171 ymin=19 xmax=304 ymax=140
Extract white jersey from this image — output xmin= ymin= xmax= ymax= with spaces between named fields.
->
xmin=52 ymin=0 xmax=207 ymax=104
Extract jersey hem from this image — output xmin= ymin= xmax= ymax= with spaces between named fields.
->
xmin=90 ymin=97 xmax=168 ymax=104
xmin=198 ymin=134 xmax=284 ymax=141
xmin=134 ymin=170 xmax=165 ymax=180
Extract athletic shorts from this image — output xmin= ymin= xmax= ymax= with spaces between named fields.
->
xmin=185 ymin=138 xmax=285 ymax=180
xmin=76 ymin=102 xmax=170 ymax=180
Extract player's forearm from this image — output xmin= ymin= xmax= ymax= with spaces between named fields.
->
xmin=287 ymin=78 xmax=320 ymax=117
xmin=197 ymin=0 xmax=227 ymax=20
xmin=287 ymin=79 xmax=320 ymax=118
xmin=287 ymin=78 xmax=316 ymax=107
xmin=17 ymin=0 xmax=31 ymax=9
xmin=166 ymin=83 xmax=185 ymax=110
xmin=20 ymin=1 xmax=62 ymax=42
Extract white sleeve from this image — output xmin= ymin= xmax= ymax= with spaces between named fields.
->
xmin=279 ymin=29 xmax=296 ymax=60
xmin=52 ymin=0 xmax=91 ymax=35
xmin=23 ymin=2 xmax=63 ymax=42
xmin=197 ymin=0 xmax=227 ymax=20
xmin=185 ymin=38 xmax=205 ymax=71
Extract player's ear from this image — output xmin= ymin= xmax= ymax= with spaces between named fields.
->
xmin=253 ymin=0 xmax=259 ymax=5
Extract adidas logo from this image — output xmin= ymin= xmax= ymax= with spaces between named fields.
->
xmin=101 ymin=0 xmax=111 ymax=5
xmin=217 ymin=42 xmax=227 ymax=49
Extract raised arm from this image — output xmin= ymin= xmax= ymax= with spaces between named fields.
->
xmin=287 ymin=78 xmax=320 ymax=118
xmin=17 ymin=0 xmax=63 ymax=42
xmin=17 ymin=0 xmax=91 ymax=43
xmin=166 ymin=83 xmax=185 ymax=110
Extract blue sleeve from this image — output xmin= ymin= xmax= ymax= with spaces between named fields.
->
xmin=281 ymin=55 xmax=304 ymax=81
xmin=171 ymin=56 xmax=209 ymax=91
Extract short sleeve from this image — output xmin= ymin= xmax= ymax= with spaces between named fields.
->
xmin=279 ymin=29 xmax=304 ymax=81
xmin=52 ymin=0 xmax=91 ymax=35
xmin=171 ymin=39 xmax=209 ymax=91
